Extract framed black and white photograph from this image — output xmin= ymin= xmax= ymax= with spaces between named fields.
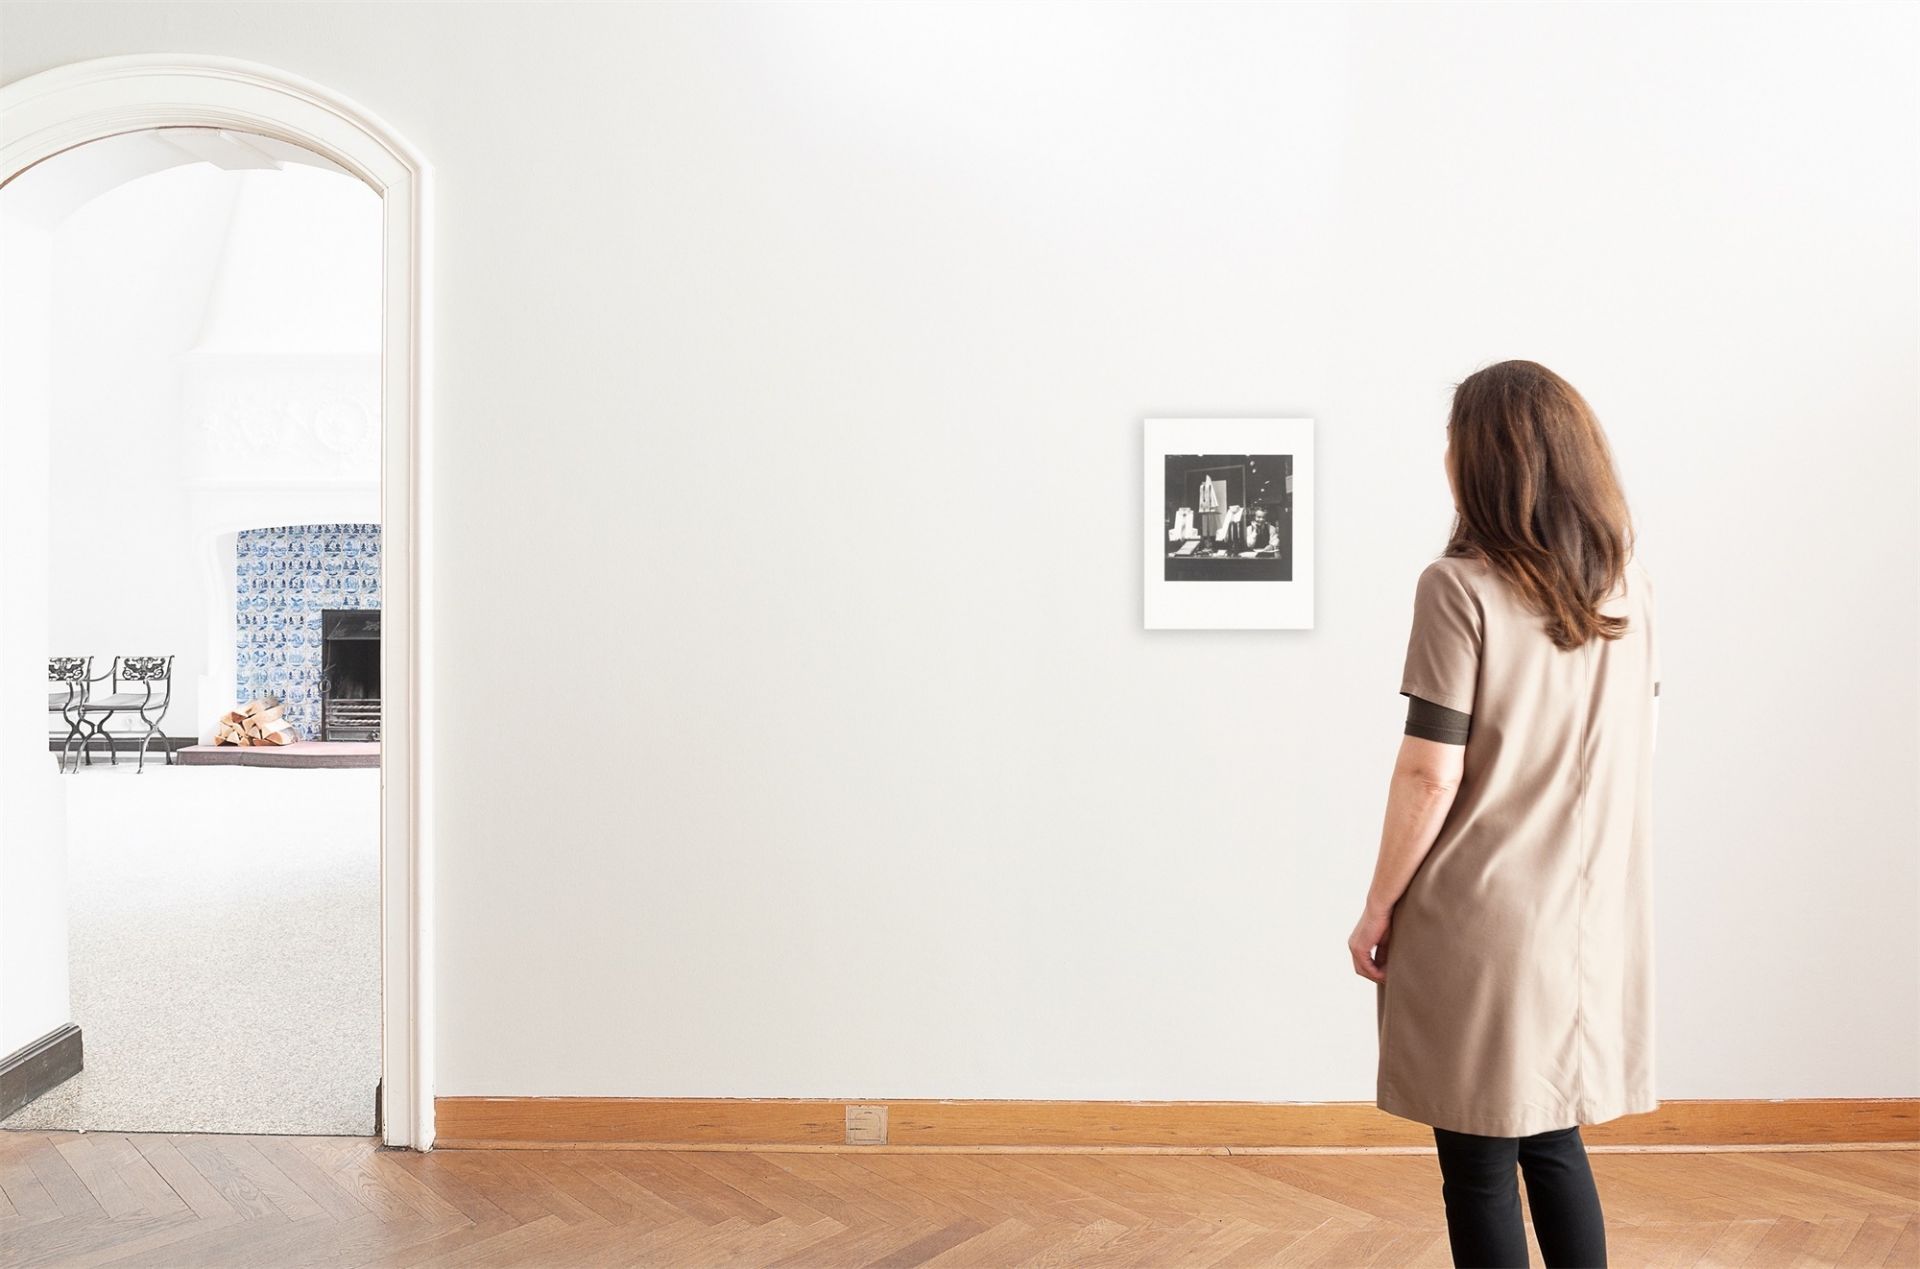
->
xmin=1143 ymin=417 xmax=1315 ymax=629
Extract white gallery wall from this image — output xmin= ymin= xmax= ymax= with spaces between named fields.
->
xmin=0 ymin=197 xmax=65 ymax=1053
xmin=1 ymin=2 xmax=1914 ymax=1105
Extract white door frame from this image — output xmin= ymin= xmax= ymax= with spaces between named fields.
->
xmin=0 ymin=55 xmax=436 ymax=1149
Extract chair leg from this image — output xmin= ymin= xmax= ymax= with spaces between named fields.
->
xmin=64 ymin=716 xmax=89 ymax=772
xmin=137 ymin=722 xmax=164 ymax=774
xmin=82 ymin=716 xmax=109 ymax=768
xmin=137 ymin=704 xmax=170 ymax=773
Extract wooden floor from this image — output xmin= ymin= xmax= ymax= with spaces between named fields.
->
xmin=0 ymin=1132 xmax=1914 ymax=1267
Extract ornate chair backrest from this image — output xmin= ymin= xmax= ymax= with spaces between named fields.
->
xmin=49 ymin=656 xmax=91 ymax=716
xmin=115 ymin=656 xmax=173 ymax=692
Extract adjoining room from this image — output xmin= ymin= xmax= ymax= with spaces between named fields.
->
xmin=2 ymin=135 xmax=383 ymax=1137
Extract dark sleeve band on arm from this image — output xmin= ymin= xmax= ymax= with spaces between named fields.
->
xmin=1404 ymin=692 xmax=1471 ymax=744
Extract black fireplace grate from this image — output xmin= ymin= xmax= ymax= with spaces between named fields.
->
xmin=324 ymin=699 xmax=381 ymax=742
xmin=320 ymin=608 xmax=381 ymax=742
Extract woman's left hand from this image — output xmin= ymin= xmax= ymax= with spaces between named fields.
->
xmin=1349 ymin=904 xmax=1392 ymax=983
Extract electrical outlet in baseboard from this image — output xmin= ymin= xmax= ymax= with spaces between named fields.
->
xmin=844 ymin=1104 xmax=887 ymax=1145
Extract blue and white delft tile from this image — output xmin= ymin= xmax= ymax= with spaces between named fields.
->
xmin=234 ymin=523 xmax=381 ymax=741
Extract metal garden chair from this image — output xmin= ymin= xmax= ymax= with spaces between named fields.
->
xmin=49 ymin=656 xmax=92 ymax=773
xmin=64 ymin=655 xmax=175 ymax=774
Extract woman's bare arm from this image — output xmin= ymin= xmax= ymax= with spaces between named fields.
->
xmin=1348 ymin=735 xmax=1466 ymax=983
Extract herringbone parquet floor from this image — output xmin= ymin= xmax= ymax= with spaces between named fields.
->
xmin=0 ymin=1130 xmax=1914 ymax=1267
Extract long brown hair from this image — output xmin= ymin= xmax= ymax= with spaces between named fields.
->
xmin=1444 ymin=360 xmax=1634 ymax=650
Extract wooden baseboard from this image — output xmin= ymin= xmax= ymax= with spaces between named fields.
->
xmin=0 ymin=1024 xmax=82 ymax=1121
xmin=433 ymin=1096 xmax=1918 ymax=1151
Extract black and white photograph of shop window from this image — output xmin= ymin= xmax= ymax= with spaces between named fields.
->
xmin=1143 ymin=417 xmax=1315 ymax=630
xmin=1163 ymin=453 xmax=1294 ymax=582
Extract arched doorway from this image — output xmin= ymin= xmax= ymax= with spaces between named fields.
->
xmin=0 ymin=56 xmax=434 ymax=1148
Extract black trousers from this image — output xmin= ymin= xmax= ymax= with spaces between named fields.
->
xmin=1431 ymin=1124 xmax=1608 ymax=1268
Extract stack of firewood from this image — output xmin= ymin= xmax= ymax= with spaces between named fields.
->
xmin=213 ymin=698 xmax=298 ymax=746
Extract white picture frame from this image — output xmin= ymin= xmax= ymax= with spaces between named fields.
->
xmin=1144 ymin=417 xmax=1315 ymax=630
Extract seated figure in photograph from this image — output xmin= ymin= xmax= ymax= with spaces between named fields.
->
xmin=1216 ymin=504 xmax=1282 ymax=556
xmin=1242 ymin=504 xmax=1282 ymax=554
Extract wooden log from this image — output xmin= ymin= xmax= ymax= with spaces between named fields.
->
xmin=215 ymin=698 xmax=289 ymax=745
xmin=257 ymin=720 xmax=297 ymax=746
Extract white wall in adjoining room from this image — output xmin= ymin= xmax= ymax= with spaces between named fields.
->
xmin=42 ymin=163 xmax=230 ymax=742
xmin=41 ymin=160 xmax=379 ymax=741
xmin=1 ymin=2 xmax=1915 ymax=1109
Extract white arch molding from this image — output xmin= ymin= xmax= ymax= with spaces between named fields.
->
xmin=0 ymin=56 xmax=436 ymax=1149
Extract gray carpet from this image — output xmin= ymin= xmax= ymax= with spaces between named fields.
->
xmin=2 ymin=764 xmax=380 ymax=1136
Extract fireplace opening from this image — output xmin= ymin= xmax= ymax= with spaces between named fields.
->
xmin=321 ymin=608 xmax=381 ymax=741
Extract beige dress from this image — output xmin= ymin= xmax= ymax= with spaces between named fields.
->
xmin=1376 ymin=551 xmax=1660 ymax=1137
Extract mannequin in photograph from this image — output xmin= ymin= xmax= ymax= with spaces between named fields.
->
xmin=1196 ymin=474 xmax=1224 ymax=537
xmin=1167 ymin=506 xmax=1199 ymax=542
xmin=1212 ymin=504 xmax=1246 ymax=553
xmin=1241 ymin=505 xmax=1281 ymax=554
xmin=1348 ymin=360 xmax=1658 ymax=1268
